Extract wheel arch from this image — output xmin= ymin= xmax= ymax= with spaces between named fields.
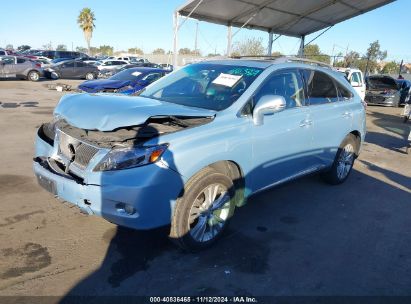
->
xmin=186 ymin=160 xmax=246 ymax=208
xmin=349 ymin=130 xmax=362 ymax=154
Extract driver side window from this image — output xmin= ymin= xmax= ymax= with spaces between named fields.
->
xmin=254 ymin=69 xmax=305 ymax=109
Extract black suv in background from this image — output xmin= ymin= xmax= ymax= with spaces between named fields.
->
xmin=34 ymin=50 xmax=89 ymax=60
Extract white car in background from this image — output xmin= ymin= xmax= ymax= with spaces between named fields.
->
xmin=336 ymin=67 xmax=366 ymax=100
xmin=97 ymin=60 xmax=128 ymax=71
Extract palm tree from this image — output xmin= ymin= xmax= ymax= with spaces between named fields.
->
xmin=77 ymin=8 xmax=95 ymax=55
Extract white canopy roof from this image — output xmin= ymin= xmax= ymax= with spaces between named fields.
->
xmin=177 ymin=0 xmax=395 ymax=37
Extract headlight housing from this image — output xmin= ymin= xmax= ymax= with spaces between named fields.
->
xmin=94 ymin=144 xmax=168 ymax=171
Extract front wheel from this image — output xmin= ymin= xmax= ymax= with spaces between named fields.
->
xmin=85 ymin=72 xmax=95 ymax=80
xmin=321 ymin=134 xmax=358 ymax=185
xmin=170 ymin=167 xmax=235 ymax=252
xmin=27 ymin=70 xmax=40 ymax=82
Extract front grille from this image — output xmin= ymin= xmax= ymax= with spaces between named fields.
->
xmin=57 ymin=130 xmax=99 ymax=169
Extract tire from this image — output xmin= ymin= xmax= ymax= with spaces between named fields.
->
xmin=170 ymin=167 xmax=235 ymax=252
xmin=85 ymin=72 xmax=95 ymax=80
xmin=404 ymin=115 xmax=410 ymax=123
xmin=27 ymin=70 xmax=40 ymax=82
xmin=321 ymin=134 xmax=358 ymax=185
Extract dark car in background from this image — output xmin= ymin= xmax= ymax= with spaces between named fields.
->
xmin=78 ymin=67 xmax=169 ymax=94
xmin=44 ymin=60 xmax=98 ymax=80
xmin=33 ymin=50 xmax=89 ymax=60
xmin=365 ymin=75 xmax=401 ymax=107
xmin=396 ymin=79 xmax=411 ymax=105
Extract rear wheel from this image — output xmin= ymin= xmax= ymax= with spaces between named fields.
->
xmin=27 ymin=70 xmax=40 ymax=82
xmin=85 ymin=72 xmax=95 ymax=80
xmin=170 ymin=167 xmax=235 ymax=252
xmin=322 ymin=134 xmax=358 ymax=185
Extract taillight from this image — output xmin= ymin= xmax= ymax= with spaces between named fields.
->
xmin=35 ymin=63 xmax=41 ymax=68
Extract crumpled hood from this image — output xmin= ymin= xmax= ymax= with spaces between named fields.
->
xmin=54 ymin=93 xmax=216 ymax=131
xmin=78 ymin=79 xmax=131 ymax=92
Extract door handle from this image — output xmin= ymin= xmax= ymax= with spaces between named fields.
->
xmin=342 ymin=112 xmax=353 ymax=118
xmin=299 ymin=119 xmax=313 ymax=127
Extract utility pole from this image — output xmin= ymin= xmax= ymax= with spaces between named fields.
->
xmin=194 ymin=20 xmax=199 ymax=55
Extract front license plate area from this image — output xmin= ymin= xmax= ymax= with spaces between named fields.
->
xmin=36 ymin=174 xmax=57 ymax=195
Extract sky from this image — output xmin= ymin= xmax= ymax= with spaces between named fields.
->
xmin=0 ymin=0 xmax=408 ymax=61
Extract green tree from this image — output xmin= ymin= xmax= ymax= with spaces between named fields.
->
xmin=56 ymin=44 xmax=67 ymax=51
xmin=381 ymin=61 xmax=400 ymax=74
xmin=76 ymin=46 xmax=88 ymax=53
xmin=99 ymin=45 xmax=113 ymax=55
xmin=303 ymin=44 xmax=330 ymax=64
xmin=77 ymin=8 xmax=96 ymax=55
xmin=232 ymin=37 xmax=265 ymax=56
xmin=5 ymin=44 xmax=13 ymax=50
xmin=17 ymin=45 xmax=31 ymax=52
xmin=152 ymin=48 xmax=165 ymax=55
xmin=42 ymin=42 xmax=53 ymax=50
xmin=89 ymin=46 xmax=99 ymax=56
xmin=364 ymin=40 xmax=387 ymax=74
xmin=179 ymin=48 xmax=192 ymax=55
xmin=128 ymin=47 xmax=143 ymax=55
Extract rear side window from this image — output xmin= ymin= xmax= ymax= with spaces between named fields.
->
xmin=303 ymin=70 xmax=338 ymax=105
xmin=63 ymin=62 xmax=75 ymax=68
xmin=17 ymin=58 xmax=26 ymax=64
xmin=75 ymin=61 xmax=85 ymax=67
xmin=0 ymin=51 xmax=5 ymax=55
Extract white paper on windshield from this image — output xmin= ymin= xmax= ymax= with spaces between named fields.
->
xmin=212 ymin=73 xmax=242 ymax=87
xmin=131 ymin=71 xmax=142 ymax=76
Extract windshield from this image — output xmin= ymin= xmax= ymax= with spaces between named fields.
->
xmin=110 ymin=69 xmax=146 ymax=81
xmin=139 ymin=63 xmax=263 ymax=111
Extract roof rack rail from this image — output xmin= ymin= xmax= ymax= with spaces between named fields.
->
xmin=277 ymin=56 xmax=333 ymax=69
xmin=230 ymin=55 xmax=333 ymax=69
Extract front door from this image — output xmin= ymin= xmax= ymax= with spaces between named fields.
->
xmin=250 ymin=68 xmax=314 ymax=192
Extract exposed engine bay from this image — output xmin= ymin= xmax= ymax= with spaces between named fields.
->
xmin=38 ymin=115 xmax=214 ymax=148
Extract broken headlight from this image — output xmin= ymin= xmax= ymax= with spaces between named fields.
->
xmin=94 ymin=144 xmax=168 ymax=171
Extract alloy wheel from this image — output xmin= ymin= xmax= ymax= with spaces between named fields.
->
xmin=336 ymin=143 xmax=355 ymax=180
xmin=189 ymin=183 xmax=231 ymax=243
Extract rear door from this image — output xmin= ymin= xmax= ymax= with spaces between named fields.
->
xmin=60 ymin=61 xmax=75 ymax=78
xmin=302 ymin=69 xmax=354 ymax=166
xmin=74 ymin=61 xmax=87 ymax=77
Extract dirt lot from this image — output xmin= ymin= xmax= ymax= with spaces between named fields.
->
xmin=0 ymin=79 xmax=410 ymax=298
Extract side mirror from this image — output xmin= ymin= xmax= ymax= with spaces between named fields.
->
xmin=351 ymin=81 xmax=360 ymax=87
xmin=253 ymin=95 xmax=286 ymax=126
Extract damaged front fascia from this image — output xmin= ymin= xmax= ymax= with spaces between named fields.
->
xmin=40 ymin=115 xmax=214 ymax=148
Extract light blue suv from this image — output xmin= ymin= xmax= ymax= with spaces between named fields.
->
xmin=33 ymin=58 xmax=366 ymax=251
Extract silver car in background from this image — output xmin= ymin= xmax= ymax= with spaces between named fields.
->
xmin=0 ymin=56 xmax=43 ymax=81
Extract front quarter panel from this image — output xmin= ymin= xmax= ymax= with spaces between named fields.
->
xmin=151 ymin=113 xmax=254 ymax=196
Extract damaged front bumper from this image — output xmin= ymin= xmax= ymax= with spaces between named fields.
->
xmin=33 ymin=133 xmax=184 ymax=230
